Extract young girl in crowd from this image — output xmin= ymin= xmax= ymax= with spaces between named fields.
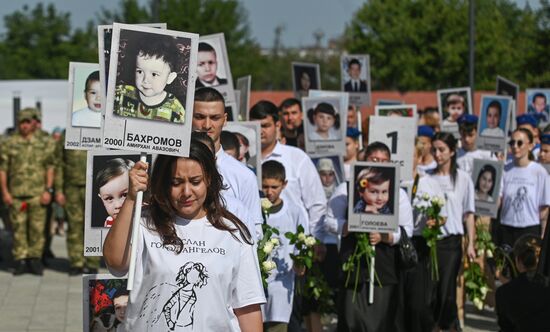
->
xmin=308 ymin=102 xmax=340 ymax=141
xmin=428 ymin=132 xmax=476 ymax=331
xmin=475 ymin=164 xmax=497 ymax=202
xmin=353 ymin=166 xmax=393 ymax=214
xmin=96 ymin=158 xmax=134 ymax=228
xmin=103 ymin=139 xmax=265 ymax=331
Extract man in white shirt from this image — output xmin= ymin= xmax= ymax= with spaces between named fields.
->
xmin=249 ymin=100 xmax=327 ymax=237
xmin=192 ymin=88 xmax=263 ymax=239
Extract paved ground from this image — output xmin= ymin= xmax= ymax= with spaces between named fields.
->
xmin=0 ymin=225 xmax=498 ymax=332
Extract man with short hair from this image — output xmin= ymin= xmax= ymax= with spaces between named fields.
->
xmin=192 ymin=87 xmax=262 ymax=238
xmin=279 ymin=98 xmax=305 ymax=150
xmin=0 ymin=108 xmax=56 ymax=275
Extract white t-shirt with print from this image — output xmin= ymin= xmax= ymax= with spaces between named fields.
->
xmin=501 ymin=162 xmax=550 ymax=228
xmin=457 ymin=148 xmax=496 ymax=177
xmin=263 ymin=200 xmax=309 ymax=323
xmin=430 ymin=169 xmax=475 ymax=237
xmin=121 ymin=216 xmax=265 ymax=331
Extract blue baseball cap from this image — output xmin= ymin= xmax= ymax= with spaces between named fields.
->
xmin=541 ymin=134 xmax=550 ymax=145
xmin=458 ymin=114 xmax=478 ymax=125
xmin=417 ymin=125 xmax=435 ymax=138
xmin=347 ymin=127 xmax=361 ymax=138
xmin=517 ymin=114 xmax=538 ymax=128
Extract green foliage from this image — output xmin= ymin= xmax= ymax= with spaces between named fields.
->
xmin=257 ymin=223 xmax=280 ymax=288
xmin=464 ymin=261 xmax=489 ymax=310
xmin=0 ymin=4 xmax=97 ymax=79
xmin=341 ymin=233 xmax=379 ymax=302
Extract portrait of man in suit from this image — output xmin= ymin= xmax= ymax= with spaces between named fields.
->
xmin=344 ymin=58 xmax=367 ymax=93
xmin=195 ymin=42 xmax=228 ymax=88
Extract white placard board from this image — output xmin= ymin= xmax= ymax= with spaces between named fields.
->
xmin=223 ymin=121 xmax=262 ymax=187
xmin=64 ymin=62 xmax=103 ymax=150
xmin=83 ymin=274 xmax=128 ymax=332
xmin=102 ymin=23 xmax=198 ymax=156
xmin=437 ymin=87 xmax=473 ymax=138
xmin=476 ymin=95 xmax=512 ymax=154
xmin=368 ymin=116 xmax=416 ymax=182
xmin=292 ymin=62 xmax=321 ymax=99
xmin=471 ymin=159 xmax=503 ymax=218
xmin=340 ymin=54 xmax=371 ymax=106
xmin=236 ymin=75 xmax=251 ymax=121
xmin=302 ymin=95 xmax=347 ymax=156
xmin=375 ymin=104 xmax=417 ymax=118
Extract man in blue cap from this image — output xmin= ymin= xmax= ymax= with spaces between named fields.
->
xmin=517 ymin=114 xmax=541 ymax=159
xmin=457 ymin=114 xmax=497 ymax=176
xmin=344 ymin=127 xmax=361 ymax=180
xmin=539 ymin=134 xmax=550 ymax=170
xmin=416 ymin=125 xmax=437 ymax=175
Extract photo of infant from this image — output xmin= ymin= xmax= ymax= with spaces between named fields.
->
xmin=71 ymin=67 xmax=102 ymax=128
xmin=437 ymin=88 xmax=472 ymax=133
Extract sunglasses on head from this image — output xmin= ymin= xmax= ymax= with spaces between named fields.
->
xmin=508 ymin=140 xmax=525 ymax=147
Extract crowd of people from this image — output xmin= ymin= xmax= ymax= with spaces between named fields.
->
xmin=2 ymin=86 xmax=550 ymax=332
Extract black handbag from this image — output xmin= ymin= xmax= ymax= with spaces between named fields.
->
xmin=397 ymin=226 xmax=418 ymax=270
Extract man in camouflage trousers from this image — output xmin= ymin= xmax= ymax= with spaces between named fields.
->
xmin=0 ymin=108 xmax=56 ymax=275
xmin=54 ymin=134 xmax=100 ymax=275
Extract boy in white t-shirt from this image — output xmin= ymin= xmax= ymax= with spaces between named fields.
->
xmin=261 ymin=160 xmax=308 ymax=332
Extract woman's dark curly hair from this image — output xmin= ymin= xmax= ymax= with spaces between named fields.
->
xmin=145 ymin=138 xmax=252 ymax=253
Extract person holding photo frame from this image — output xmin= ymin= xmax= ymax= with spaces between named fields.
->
xmin=103 ymin=138 xmax=265 ymax=331
xmin=428 ymin=132 xmax=476 ymax=332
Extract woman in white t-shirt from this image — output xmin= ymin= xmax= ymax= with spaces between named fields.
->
xmin=103 ymin=138 xmax=265 ymax=332
xmin=429 ymin=132 xmax=476 ymax=331
xmin=500 ymin=128 xmax=550 ymax=248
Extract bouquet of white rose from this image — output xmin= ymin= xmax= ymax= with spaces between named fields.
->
xmin=464 ymin=260 xmax=490 ymax=310
xmin=257 ymin=222 xmax=280 ymax=288
xmin=413 ymin=193 xmax=445 ymax=281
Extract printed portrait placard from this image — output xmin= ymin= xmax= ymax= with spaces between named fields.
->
xmin=84 ymin=149 xmax=153 ymax=256
xmin=64 ymin=62 xmax=103 ymax=150
xmin=526 ymin=88 xmax=550 ymax=124
xmin=83 ymin=274 xmax=128 ymax=332
xmin=375 ymin=104 xmax=417 ymax=118
xmin=102 ymin=23 xmax=198 ymax=156
xmin=311 ymin=154 xmax=345 ymax=199
xmin=292 ymin=62 xmax=321 ymax=99
xmin=368 ymin=116 xmax=416 ymax=182
xmin=377 ymin=99 xmax=403 ymax=106
xmin=471 ymin=159 xmax=503 ymax=217
xmin=340 ymin=54 xmax=371 ymax=106
xmin=302 ymin=95 xmax=347 ymax=156
xmin=476 ymin=95 xmax=512 ymax=153
xmin=236 ymin=75 xmax=251 ymax=121
xmin=437 ymin=87 xmax=473 ymax=136
xmin=348 ymin=162 xmax=400 ymax=233
xmin=224 ymin=101 xmax=238 ymax=122
xmin=98 ymin=23 xmax=167 ymax=115
xmin=496 ymin=76 xmax=519 ymax=101
xmin=197 ymin=33 xmax=236 ymax=105
xmin=223 ymin=121 xmax=262 ymax=187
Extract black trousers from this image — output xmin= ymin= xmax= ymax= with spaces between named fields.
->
xmin=499 ymin=224 xmax=541 ymax=249
xmin=434 ymin=235 xmax=462 ymax=330
xmin=398 ymin=236 xmax=436 ymax=332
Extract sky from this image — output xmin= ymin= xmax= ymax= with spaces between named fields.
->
xmin=0 ymin=0 xmax=540 ymax=48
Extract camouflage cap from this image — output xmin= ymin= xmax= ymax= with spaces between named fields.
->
xmin=32 ymin=107 xmax=42 ymax=121
xmin=18 ymin=108 xmax=35 ymax=122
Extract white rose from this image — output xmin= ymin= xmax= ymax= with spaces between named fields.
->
xmin=422 ymin=193 xmax=430 ymax=201
xmin=477 ymin=249 xmax=484 ymax=257
xmin=263 ymin=242 xmax=274 ymax=254
xmin=297 ymin=232 xmax=306 ymax=241
xmin=261 ymin=198 xmax=273 ymax=211
xmin=262 ymin=260 xmax=276 ymax=272
xmin=480 ymin=286 xmax=488 ymax=298
xmin=270 ymin=237 xmax=280 ymax=246
xmin=473 ymin=297 xmax=483 ymax=310
xmin=486 ymin=249 xmax=493 ymax=258
xmin=305 ymin=236 xmax=317 ymax=247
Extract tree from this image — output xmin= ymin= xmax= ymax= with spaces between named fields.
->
xmin=0 ymin=4 xmax=96 ymax=79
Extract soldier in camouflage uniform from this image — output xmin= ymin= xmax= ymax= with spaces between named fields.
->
xmin=0 ymin=108 xmax=56 ymax=275
xmin=54 ymin=134 xmax=100 ymax=275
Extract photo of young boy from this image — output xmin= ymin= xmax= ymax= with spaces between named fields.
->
xmin=112 ymin=30 xmax=190 ymax=124
xmin=526 ymin=89 xmax=550 ymax=122
xmin=343 ymin=58 xmax=368 ymax=93
xmin=90 ymin=154 xmax=152 ymax=228
xmin=292 ymin=62 xmax=320 ymax=99
xmin=340 ymin=54 xmax=371 ymax=106
xmin=195 ymin=41 xmax=227 ymax=88
xmin=353 ymin=165 xmax=396 ymax=215
xmin=480 ymin=100 xmax=506 ymax=137
xmin=83 ymin=275 xmax=128 ymax=332
xmin=71 ymin=66 xmax=102 ymax=128
xmin=437 ymin=87 xmax=472 ymax=134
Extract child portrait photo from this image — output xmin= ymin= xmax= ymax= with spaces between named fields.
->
xmin=471 ymin=159 xmax=503 ymax=217
xmin=311 ymin=155 xmax=344 ymax=199
xmin=526 ymin=89 xmax=550 ymax=122
xmin=223 ymin=121 xmax=262 ymax=187
xmin=71 ymin=63 xmax=101 ymax=128
xmin=83 ymin=275 xmax=128 ymax=332
xmin=437 ymin=87 xmax=472 ymax=133
xmin=375 ymin=104 xmax=417 ymax=118
xmin=195 ymin=37 xmax=229 ymax=88
xmin=340 ymin=54 xmax=371 ymax=106
xmin=347 ymin=162 xmax=400 ymax=233
xmin=478 ymin=96 xmax=510 ymax=138
xmin=292 ymin=62 xmax=321 ymax=99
